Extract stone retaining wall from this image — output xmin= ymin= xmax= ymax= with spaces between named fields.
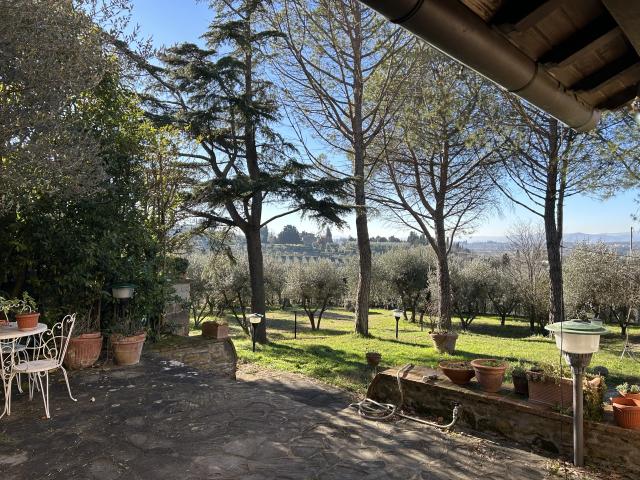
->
xmin=149 ymin=335 xmax=237 ymax=379
xmin=368 ymin=366 xmax=640 ymax=477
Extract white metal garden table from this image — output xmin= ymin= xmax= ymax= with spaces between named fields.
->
xmin=0 ymin=322 xmax=47 ymax=418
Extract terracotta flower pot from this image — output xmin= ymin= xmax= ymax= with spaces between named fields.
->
xmin=15 ymin=312 xmax=40 ymax=331
xmin=365 ymin=352 xmax=382 ymax=368
xmin=439 ymin=360 xmax=475 ymax=385
xmin=64 ymin=333 xmax=103 ymax=369
xmin=621 ymin=392 xmax=640 ymax=401
xmin=201 ymin=321 xmax=229 ymax=339
xmin=471 ymin=359 xmax=508 ymax=393
xmin=512 ymin=374 xmax=529 ymax=396
xmin=111 ymin=332 xmax=146 ymax=366
xmin=612 ymin=397 xmax=640 ymax=429
xmin=429 ymin=332 xmax=458 ymax=354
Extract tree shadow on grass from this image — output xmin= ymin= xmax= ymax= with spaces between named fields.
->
xmin=265 ymin=342 xmax=372 ymax=389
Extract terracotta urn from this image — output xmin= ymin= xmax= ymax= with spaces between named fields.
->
xmin=471 ymin=359 xmax=508 ymax=393
xmin=64 ymin=333 xmax=103 ymax=369
xmin=439 ymin=360 xmax=475 ymax=385
xmin=111 ymin=332 xmax=146 ymax=366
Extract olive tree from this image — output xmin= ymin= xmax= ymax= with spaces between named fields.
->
xmin=564 ymin=243 xmax=640 ymax=336
xmin=0 ymin=0 xmax=133 ymax=211
xmin=378 ymin=247 xmax=433 ymax=322
xmin=285 ymin=259 xmax=345 ymax=330
xmin=450 ymin=258 xmax=488 ymax=331
xmin=484 ymin=255 xmax=520 ymax=326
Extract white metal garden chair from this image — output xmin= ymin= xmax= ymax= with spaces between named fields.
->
xmin=6 ymin=314 xmax=77 ymax=418
xmin=1 ymin=340 xmax=27 ymax=394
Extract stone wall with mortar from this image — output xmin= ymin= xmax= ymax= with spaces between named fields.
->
xmin=149 ymin=335 xmax=237 ymax=379
xmin=369 ymin=366 xmax=640 ymax=477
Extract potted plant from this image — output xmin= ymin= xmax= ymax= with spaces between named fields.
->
xmin=616 ymin=382 xmax=640 ymax=400
xmin=0 ymin=295 xmax=12 ymax=326
xmin=526 ymin=363 xmax=573 ymax=408
xmin=202 ymin=320 xmax=229 ymax=340
xmin=426 ymin=307 xmax=458 ymax=354
xmin=110 ymin=305 xmax=147 ymax=366
xmin=7 ymin=292 xmax=40 ymax=331
xmin=64 ymin=301 xmax=103 ymax=370
xmin=611 ymin=396 xmax=640 ymax=429
xmin=471 ymin=358 xmax=508 ymax=393
xmin=510 ymin=360 xmax=529 ymax=396
xmin=365 ymin=351 xmax=382 ymax=368
xmin=439 ymin=360 xmax=475 ymax=385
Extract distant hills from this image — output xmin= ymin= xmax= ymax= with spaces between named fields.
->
xmin=460 ymin=232 xmax=640 ymax=251
xmin=464 ymin=232 xmax=631 ymax=245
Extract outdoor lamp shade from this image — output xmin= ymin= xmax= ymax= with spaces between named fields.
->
xmin=112 ymin=284 xmax=135 ymax=299
xmin=393 ymin=309 xmax=403 ymax=320
xmin=249 ymin=314 xmax=263 ymax=325
xmin=545 ymin=319 xmax=607 ymax=354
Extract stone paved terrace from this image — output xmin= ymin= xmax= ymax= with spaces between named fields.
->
xmin=0 ymin=357 xmax=620 ymax=479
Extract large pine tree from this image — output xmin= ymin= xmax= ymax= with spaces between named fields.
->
xmin=118 ymin=0 xmax=348 ymax=342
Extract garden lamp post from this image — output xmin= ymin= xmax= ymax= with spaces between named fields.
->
xmin=249 ymin=313 xmax=263 ymax=352
xmin=393 ymin=309 xmax=403 ymax=339
xmin=545 ymin=319 xmax=607 ymax=467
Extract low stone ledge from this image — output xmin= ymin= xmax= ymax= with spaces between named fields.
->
xmin=368 ymin=366 xmax=640 ymax=477
xmin=148 ymin=335 xmax=237 ymax=379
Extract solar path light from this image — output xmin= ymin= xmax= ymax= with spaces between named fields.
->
xmin=545 ymin=319 xmax=607 ymax=467
xmin=249 ymin=313 xmax=264 ymax=352
xmin=393 ymin=309 xmax=403 ymax=340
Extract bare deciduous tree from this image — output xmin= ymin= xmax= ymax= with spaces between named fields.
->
xmin=506 ymin=222 xmax=549 ymax=333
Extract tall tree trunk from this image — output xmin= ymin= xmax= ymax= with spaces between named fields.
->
xmin=246 ymin=227 xmax=267 ymax=343
xmin=435 ymin=249 xmax=452 ymax=331
xmin=354 ymin=191 xmax=371 ymax=335
xmin=544 ymin=119 xmax=563 ymax=327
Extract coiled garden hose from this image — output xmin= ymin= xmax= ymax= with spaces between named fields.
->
xmin=349 ymin=363 xmax=461 ymax=430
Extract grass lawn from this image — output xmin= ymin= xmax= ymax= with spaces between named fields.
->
xmin=191 ymin=308 xmax=640 ymax=395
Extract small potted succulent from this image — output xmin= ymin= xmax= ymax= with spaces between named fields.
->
xmin=616 ymin=382 xmax=640 ymax=400
xmin=5 ymin=292 xmax=40 ymax=331
xmin=471 ymin=358 xmax=509 ymax=393
xmin=439 ymin=360 xmax=475 ymax=385
xmin=510 ymin=360 xmax=529 ymax=396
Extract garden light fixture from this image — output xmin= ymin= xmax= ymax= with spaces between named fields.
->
xmin=249 ymin=313 xmax=263 ymax=352
xmin=545 ymin=319 xmax=607 ymax=467
xmin=393 ymin=309 xmax=403 ymax=339
xmin=111 ymin=284 xmax=135 ymax=300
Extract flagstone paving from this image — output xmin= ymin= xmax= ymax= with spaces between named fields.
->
xmin=0 ymin=357 xmax=615 ymax=479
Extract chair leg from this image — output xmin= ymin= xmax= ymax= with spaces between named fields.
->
xmin=5 ymin=373 xmax=15 ymax=416
xmin=60 ymin=367 xmax=76 ymax=402
xmin=36 ymin=373 xmax=50 ymax=419
xmin=28 ymin=373 xmax=35 ymax=400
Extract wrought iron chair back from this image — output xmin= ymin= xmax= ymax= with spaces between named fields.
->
xmin=29 ymin=314 xmax=76 ymax=366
